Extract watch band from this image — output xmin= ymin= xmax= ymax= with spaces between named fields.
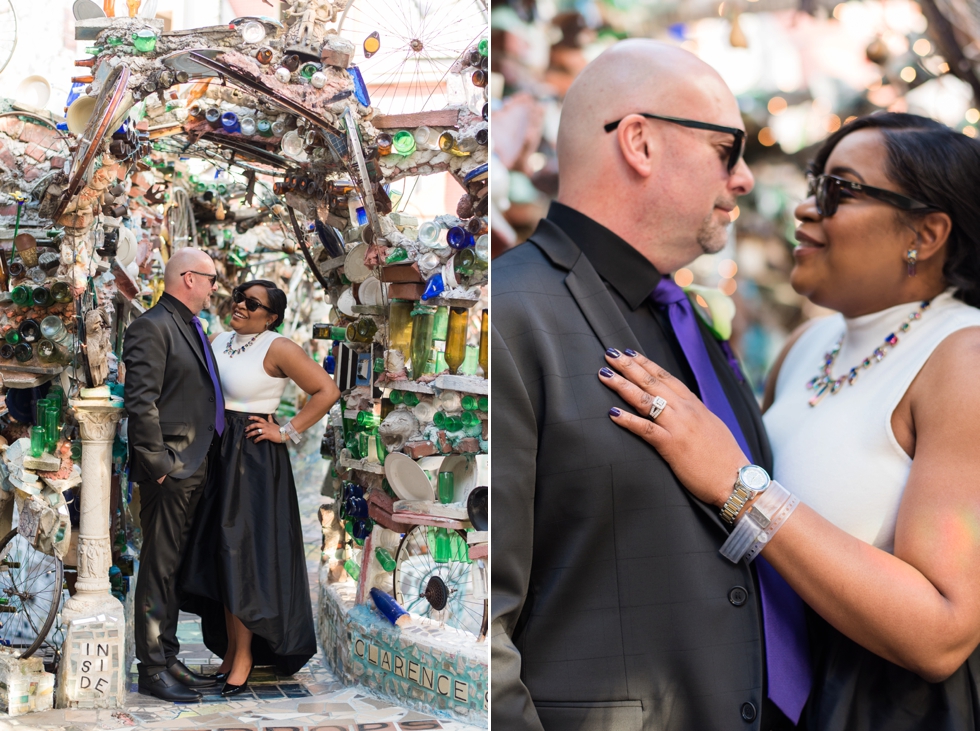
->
xmin=720 ymin=483 xmax=752 ymax=525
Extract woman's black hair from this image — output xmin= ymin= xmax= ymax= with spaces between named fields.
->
xmin=236 ymin=279 xmax=287 ymax=330
xmin=809 ymin=112 xmax=980 ymax=308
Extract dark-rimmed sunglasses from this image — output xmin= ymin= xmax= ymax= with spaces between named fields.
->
xmin=233 ymin=288 xmax=274 ymax=313
xmin=806 ymin=173 xmax=941 ymax=218
xmin=604 ymin=112 xmax=746 ymax=174
xmin=182 ymin=270 xmax=217 ymax=285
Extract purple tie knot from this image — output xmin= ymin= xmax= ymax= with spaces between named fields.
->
xmin=651 ymin=276 xmax=688 ymax=305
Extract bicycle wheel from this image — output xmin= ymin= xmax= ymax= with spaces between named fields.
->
xmin=0 ymin=527 xmax=65 ymax=659
xmin=392 ymin=525 xmax=487 ymax=638
xmin=337 ymin=0 xmax=487 ymax=116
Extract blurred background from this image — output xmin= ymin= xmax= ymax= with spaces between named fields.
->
xmin=488 ymin=0 xmax=980 ymax=394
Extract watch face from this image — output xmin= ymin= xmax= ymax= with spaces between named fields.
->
xmin=740 ymin=465 xmax=770 ymax=492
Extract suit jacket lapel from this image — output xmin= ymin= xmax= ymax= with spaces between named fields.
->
xmin=531 ymin=219 xmax=734 ymax=538
xmin=161 ymin=298 xmax=209 ymax=372
xmin=530 ymin=219 xmax=643 ymax=354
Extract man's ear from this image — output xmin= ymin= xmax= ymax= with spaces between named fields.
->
xmin=616 ymin=114 xmax=659 ymax=178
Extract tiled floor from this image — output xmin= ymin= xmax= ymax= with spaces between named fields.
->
xmin=0 ymin=425 xmax=486 ymax=730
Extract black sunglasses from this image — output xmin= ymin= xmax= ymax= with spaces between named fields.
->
xmin=233 ymin=288 xmax=274 ymax=313
xmin=182 ymin=270 xmax=217 ymax=285
xmin=807 ymin=173 xmax=941 ymax=218
xmin=604 ymin=112 xmax=746 ymax=174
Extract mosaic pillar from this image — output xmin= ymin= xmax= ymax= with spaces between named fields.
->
xmin=57 ymin=398 xmax=125 ymax=708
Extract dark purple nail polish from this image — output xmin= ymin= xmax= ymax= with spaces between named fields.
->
xmin=599 ymin=367 xmax=614 ymax=378
xmin=605 ymin=348 xmax=621 ymax=358
xmin=624 ymin=349 xmax=638 ymax=357
xmin=609 ymin=407 xmax=621 ymax=417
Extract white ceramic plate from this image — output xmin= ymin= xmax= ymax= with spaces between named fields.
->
xmin=115 ymin=226 xmax=137 ymax=267
xmin=384 ymin=453 xmax=435 ymax=502
xmin=336 ymin=287 xmax=356 ymax=317
xmin=358 ymin=276 xmax=385 ymax=306
xmin=344 ymin=243 xmax=373 ymax=283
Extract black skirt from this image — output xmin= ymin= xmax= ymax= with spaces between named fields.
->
xmin=802 ymin=611 xmax=980 ymax=731
xmin=180 ymin=411 xmax=316 ymax=676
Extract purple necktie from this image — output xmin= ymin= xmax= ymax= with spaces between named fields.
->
xmin=192 ymin=316 xmax=225 ymax=436
xmin=651 ymin=277 xmax=811 ymax=723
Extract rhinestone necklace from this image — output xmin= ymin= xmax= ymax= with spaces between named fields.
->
xmin=224 ymin=332 xmax=262 ymax=357
xmin=806 ymin=299 xmax=931 ymax=407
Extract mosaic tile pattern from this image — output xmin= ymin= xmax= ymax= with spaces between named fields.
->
xmin=0 ymin=426 xmax=484 ymax=729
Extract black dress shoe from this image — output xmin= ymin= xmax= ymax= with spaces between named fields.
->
xmin=220 ymin=665 xmax=253 ymax=697
xmin=167 ymin=659 xmax=220 ymax=688
xmin=138 ymin=669 xmax=202 ymax=702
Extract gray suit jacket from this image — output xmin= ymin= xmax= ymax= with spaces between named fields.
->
xmin=123 ymin=296 xmax=220 ymax=483
xmin=491 ymin=219 xmax=773 ymax=731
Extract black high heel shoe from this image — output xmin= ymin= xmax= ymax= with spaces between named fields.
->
xmin=220 ymin=664 xmax=252 ymax=697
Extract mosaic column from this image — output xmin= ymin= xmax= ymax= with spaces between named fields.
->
xmin=57 ymin=398 xmax=126 ymax=709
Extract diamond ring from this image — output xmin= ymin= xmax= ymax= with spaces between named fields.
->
xmin=648 ymin=395 xmax=667 ymax=420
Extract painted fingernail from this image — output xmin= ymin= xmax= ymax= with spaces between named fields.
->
xmin=609 ymin=407 xmax=622 ymax=417
xmin=599 ymin=367 xmax=614 ymax=378
xmin=624 ymin=349 xmax=638 ymax=357
xmin=606 ymin=348 xmax=621 ymax=358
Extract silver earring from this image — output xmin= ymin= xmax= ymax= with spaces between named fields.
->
xmin=907 ymin=247 xmax=918 ymax=277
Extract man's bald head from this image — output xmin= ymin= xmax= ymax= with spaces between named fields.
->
xmin=164 ymin=248 xmax=217 ymax=314
xmin=164 ymin=248 xmax=214 ymax=290
xmin=557 ymin=40 xmax=738 ymax=183
xmin=554 ymin=39 xmax=753 ymax=273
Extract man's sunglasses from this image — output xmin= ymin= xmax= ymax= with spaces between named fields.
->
xmin=182 ymin=270 xmax=217 ymax=285
xmin=604 ymin=112 xmax=746 ymax=174
xmin=233 ymin=288 xmax=274 ymax=313
xmin=806 ymin=173 xmax=941 ymax=218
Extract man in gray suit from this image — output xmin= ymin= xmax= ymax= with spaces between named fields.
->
xmin=124 ymin=248 xmax=225 ymax=701
xmin=493 ymin=41 xmax=800 ymax=730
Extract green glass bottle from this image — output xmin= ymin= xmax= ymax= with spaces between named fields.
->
xmin=428 ymin=527 xmax=452 ymax=564
xmin=433 ymin=411 xmax=462 ymax=432
xmin=31 ymin=286 xmax=51 ymax=308
xmin=385 ymin=247 xmax=409 ymax=264
xmin=461 ymin=411 xmax=481 ymax=429
xmin=462 ymin=395 xmax=479 ymax=411
xmin=356 ymin=411 xmax=380 ymax=429
xmin=402 ymin=391 xmax=420 ymax=407
xmin=389 ymin=389 xmax=404 ymax=405
xmin=409 ymin=305 xmax=436 ymax=380
xmin=4 ymin=329 xmax=19 ymax=345
xmin=375 ymin=547 xmax=396 ymax=572
xmin=13 ymin=342 xmax=32 ymax=362
xmin=11 ymin=285 xmax=30 ymax=306
xmin=30 ymin=426 xmax=45 ymax=458
xmin=344 ymin=558 xmax=361 ymax=581
xmin=438 ymin=471 xmax=455 ymax=504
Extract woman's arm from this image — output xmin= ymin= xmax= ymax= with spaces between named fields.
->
xmin=599 ymin=330 xmax=980 ymax=682
xmin=266 ymin=337 xmax=340 ymax=434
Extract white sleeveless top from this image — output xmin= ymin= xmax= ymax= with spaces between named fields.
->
xmin=212 ymin=330 xmax=288 ymax=413
xmin=764 ymin=290 xmax=980 ymax=553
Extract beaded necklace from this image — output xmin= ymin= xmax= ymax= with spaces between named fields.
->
xmin=224 ymin=332 xmax=262 ymax=357
xmin=806 ymin=299 xmax=931 ymax=407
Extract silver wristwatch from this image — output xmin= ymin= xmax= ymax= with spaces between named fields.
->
xmin=719 ymin=465 xmax=771 ymax=525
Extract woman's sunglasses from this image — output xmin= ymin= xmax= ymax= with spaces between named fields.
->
xmin=233 ymin=288 xmax=274 ymax=313
xmin=807 ymin=173 xmax=941 ymax=218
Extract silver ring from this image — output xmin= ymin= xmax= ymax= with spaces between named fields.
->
xmin=648 ymin=395 xmax=668 ymax=420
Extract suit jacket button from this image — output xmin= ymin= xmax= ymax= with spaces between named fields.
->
xmin=208 ymin=425 xmax=214 ymax=431
xmin=740 ymin=702 xmax=757 ymax=722
xmin=729 ymin=586 xmax=748 ymax=606
xmin=209 ymin=396 xmax=215 ymax=402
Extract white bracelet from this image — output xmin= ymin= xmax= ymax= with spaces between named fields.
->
xmin=279 ymin=421 xmax=301 ymax=444
xmin=719 ymin=480 xmax=796 ymax=564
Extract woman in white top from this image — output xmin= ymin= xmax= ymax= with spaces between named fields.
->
xmin=598 ymin=114 xmax=980 ymax=729
xmin=181 ymin=280 xmax=339 ymax=696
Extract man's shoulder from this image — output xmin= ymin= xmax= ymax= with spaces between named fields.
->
xmin=493 ymin=239 xmax=574 ymax=301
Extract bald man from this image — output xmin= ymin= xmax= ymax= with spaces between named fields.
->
xmin=123 ymin=248 xmax=225 ymax=701
xmin=492 ymin=41 xmax=792 ymax=730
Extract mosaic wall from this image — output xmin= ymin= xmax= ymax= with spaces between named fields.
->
xmin=55 ymin=618 xmax=126 ymax=708
xmin=318 ymin=579 xmax=487 ymax=727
